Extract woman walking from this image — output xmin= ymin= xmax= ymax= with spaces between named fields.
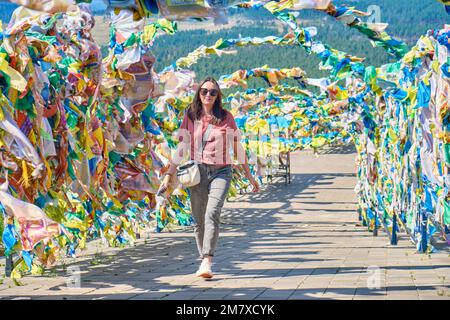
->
xmin=159 ymin=77 xmax=260 ymax=279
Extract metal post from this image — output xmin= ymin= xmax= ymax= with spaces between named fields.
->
xmin=287 ymin=152 xmax=291 ymax=184
xmin=373 ymin=211 xmax=378 ymax=236
xmin=419 ymin=211 xmax=428 ymax=253
xmin=391 ymin=214 xmax=398 ymax=245
xmin=5 ymin=255 xmax=13 ymax=277
xmin=285 ymin=158 xmax=288 ymax=186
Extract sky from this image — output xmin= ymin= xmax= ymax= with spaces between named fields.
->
xmin=91 ymin=0 xmax=107 ymax=11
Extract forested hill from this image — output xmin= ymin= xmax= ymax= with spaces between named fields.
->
xmin=150 ymin=0 xmax=449 ymax=86
xmin=0 ymin=0 xmax=448 ymax=86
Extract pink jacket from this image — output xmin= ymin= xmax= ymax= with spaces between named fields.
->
xmin=169 ymin=110 xmax=242 ymax=174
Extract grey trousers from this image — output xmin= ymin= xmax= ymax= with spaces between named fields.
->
xmin=189 ymin=163 xmax=232 ymax=259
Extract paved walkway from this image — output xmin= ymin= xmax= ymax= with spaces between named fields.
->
xmin=0 ymin=147 xmax=449 ymax=300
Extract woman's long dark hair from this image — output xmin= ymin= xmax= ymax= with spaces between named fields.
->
xmin=187 ymin=77 xmax=226 ymax=125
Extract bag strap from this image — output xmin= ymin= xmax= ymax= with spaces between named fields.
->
xmin=202 ymin=123 xmax=214 ymax=153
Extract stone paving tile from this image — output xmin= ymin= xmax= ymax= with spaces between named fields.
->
xmin=193 ymin=289 xmax=235 ymax=300
xmin=1 ymin=149 xmax=449 ymax=300
xmin=91 ymin=293 xmax=143 ymax=300
xmin=288 ymin=289 xmax=324 ymax=300
xmin=254 ymin=289 xmax=296 ymax=300
xmin=224 ymin=289 xmax=265 ymax=300
xmin=354 ymin=288 xmax=387 ymax=299
xmin=417 ymin=288 xmax=450 ymax=300
xmin=130 ymin=292 xmax=172 ymax=300
xmin=7 ymin=296 xmax=36 ymax=300
xmin=324 ymin=287 xmax=357 ymax=296
xmin=327 ymin=282 xmax=359 ymax=289
xmin=160 ymin=293 xmax=199 ymax=300
xmin=386 ymin=295 xmax=419 ymax=301
xmin=353 ymin=295 xmax=386 ymax=300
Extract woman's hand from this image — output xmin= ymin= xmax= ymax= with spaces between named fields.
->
xmin=237 ymin=162 xmax=261 ymax=193
xmin=157 ymin=174 xmax=172 ymax=197
xmin=248 ymin=175 xmax=260 ymax=193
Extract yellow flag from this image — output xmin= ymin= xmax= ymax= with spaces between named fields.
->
xmin=0 ymin=53 xmax=27 ymax=92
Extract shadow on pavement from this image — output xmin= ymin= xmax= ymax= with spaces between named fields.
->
xmin=2 ymin=162 xmax=448 ymax=301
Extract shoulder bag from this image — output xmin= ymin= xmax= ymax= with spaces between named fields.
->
xmin=176 ymin=123 xmax=213 ymax=187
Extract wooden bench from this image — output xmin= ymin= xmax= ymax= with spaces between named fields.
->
xmin=267 ymin=152 xmax=291 ymax=186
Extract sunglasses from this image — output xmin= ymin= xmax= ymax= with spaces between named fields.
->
xmin=199 ymin=88 xmax=219 ymax=97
